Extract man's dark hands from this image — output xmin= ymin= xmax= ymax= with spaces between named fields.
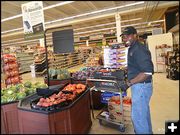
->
xmin=120 ymin=81 xmax=132 ymax=91
xmin=120 ymin=83 xmax=129 ymax=91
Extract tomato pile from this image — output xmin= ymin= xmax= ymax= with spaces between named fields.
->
xmin=36 ymin=84 xmax=86 ymax=107
xmin=110 ymin=96 xmax=132 ymax=105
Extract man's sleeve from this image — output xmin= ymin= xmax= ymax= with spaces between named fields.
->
xmin=134 ymin=45 xmax=154 ymax=74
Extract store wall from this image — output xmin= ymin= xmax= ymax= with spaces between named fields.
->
xmin=147 ymin=33 xmax=173 ymax=72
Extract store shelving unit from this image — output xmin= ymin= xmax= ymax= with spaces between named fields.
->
xmin=16 ymin=52 xmax=34 ymax=74
xmin=155 ymin=44 xmax=172 ymax=72
xmin=74 ymin=35 xmax=117 ymax=47
xmin=34 ymin=49 xmax=88 ymax=76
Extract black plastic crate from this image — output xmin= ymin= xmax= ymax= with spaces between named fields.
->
xmin=91 ymin=69 xmax=127 ymax=81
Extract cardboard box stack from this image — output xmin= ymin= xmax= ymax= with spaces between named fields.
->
xmin=103 ymin=46 xmax=128 ymax=69
xmin=108 ymin=96 xmax=132 ymax=124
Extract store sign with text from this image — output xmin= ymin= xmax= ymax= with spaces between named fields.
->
xmin=21 ymin=1 xmax=45 ymax=40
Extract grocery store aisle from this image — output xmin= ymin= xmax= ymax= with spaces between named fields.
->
xmin=21 ymin=72 xmax=179 ymax=134
xmin=21 ymin=73 xmax=44 ymax=84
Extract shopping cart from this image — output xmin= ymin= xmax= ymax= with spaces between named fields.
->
xmin=87 ymin=78 xmax=128 ymax=132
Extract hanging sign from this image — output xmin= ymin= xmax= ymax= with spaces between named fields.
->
xmin=21 ymin=1 xmax=45 ymax=40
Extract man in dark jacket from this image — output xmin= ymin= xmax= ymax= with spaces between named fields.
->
xmin=120 ymin=26 xmax=154 ymax=134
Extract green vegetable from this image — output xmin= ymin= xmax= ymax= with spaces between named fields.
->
xmin=16 ymin=84 xmax=24 ymax=91
xmin=7 ymin=89 xmax=14 ymax=95
xmin=17 ymin=92 xmax=26 ymax=100
xmin=24 ymin=81 xmax=32 ymax=88
xmin=1 ymin=96 xmax=8 ymax=103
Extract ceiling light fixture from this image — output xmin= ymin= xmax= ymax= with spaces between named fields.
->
xmin=121 ymin=19 xmax=165 ymax=28
xmin=2 ymin=1 xmax=144 ymax=34
xmin=2 ymin=18 xmax=164 ymax=43
xmin=1 ymin=1 xmax=75 ymax=22
xmin=1 ymin=27 xmax=24 ymax=34
xmin=43 ymin=1 xmax=74 ymax=10
xmin=121 ymin=18 xmax=142 ymax=23
xmin=2 ymin=39 xmax=39 ymax=46
xmin=74 ymin=27 xmax=116 ymax=35
xmin=74 ymin=18 xmax=142 ymax=31
xmin=2 ymin=17 xmax=142 ymax=34
xmin=45 ymin=1 xmax=144 ymax=24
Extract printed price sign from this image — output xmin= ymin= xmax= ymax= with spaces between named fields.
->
xmin=21 ymin=1 xmax=45 ymax=40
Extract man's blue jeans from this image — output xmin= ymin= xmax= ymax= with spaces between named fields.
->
xmin=131 ymin=83 xmax=153 ymax=134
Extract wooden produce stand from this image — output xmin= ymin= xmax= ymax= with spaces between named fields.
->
xmin=1 ymin=102 xmax=20 ymax=134
xmin=18 ymin=89 xmax=92 ymax=134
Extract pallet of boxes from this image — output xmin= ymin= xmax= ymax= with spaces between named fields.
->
xmin=108 ymin=96 xmax=132 ymax=125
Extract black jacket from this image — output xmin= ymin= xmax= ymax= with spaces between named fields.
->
xmin=127 ymin=40 xmax=154 ymax=83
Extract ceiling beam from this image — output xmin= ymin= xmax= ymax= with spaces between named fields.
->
xmin=157 ymin=8 xmax=168 ymax=20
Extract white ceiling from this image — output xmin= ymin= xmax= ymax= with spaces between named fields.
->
xmin=1 ymin=1 xmax=179 ymax=46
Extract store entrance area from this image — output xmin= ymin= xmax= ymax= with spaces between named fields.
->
xmin=21 ymin=72 xmax=179 ymax=134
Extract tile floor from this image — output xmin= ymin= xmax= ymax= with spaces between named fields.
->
xmin=22 ymin=72 xmax=179 ymax=134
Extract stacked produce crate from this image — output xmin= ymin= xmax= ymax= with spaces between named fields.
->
xmin=2 ymin=54 xmax=21 ymax=86
xmin=103 ymin=44 xmax=128 ymax=69
xmin=108 ymin=96 xmax=132 ymax=124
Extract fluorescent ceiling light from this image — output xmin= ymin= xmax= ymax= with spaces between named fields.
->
xmin=45 ymin=1 xmax=144 ymax=24
xmin=74 ymin=27 xmax=116 ymax=35
xmin=43 ymin=1 xmax=74 ymax=10
xmin=135 ymin=24 xmax=161 ymax=29
xmin=2 ymin=14 xmax=22 ymax=22
xmin=74 ymin=22 xmax=116 ymax=31
xmin=2 ymin=39 xmax=39 ymax=46
xmin=122 ymin=19 xmax=165 ymax=28
xmin=137 ymin=30 xmax=153 ymax=33
xmin=3 ymin=18 xmax=161 ymax=43
xmin=1 ymin=1 xmax=75 ymax=22
xmin=121 ymin=18 xmax=142 ymax=23
xmin=2 ymin=37 xmax=24 ymax=44
xmin=2 ymin=17 xmax=142 ymax=34
xmin=2 ymin=19 xmax=163 ymax=43
xmin=2 ymin=1 xmax=144 ymax=33
xmin=1 ymin=27 xmax=23 ymax=34
xmin=150 ymin=20 xmax=165 ymax=23
xmin=74 ymin=18 xmax=142 ymax=31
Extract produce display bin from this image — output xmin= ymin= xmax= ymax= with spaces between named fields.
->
xmin=44 ymin=77 xmax=71 ymax=86
xmin=17 ymin=87 xmax=92 ymax=134
xmin=1 ymin=84 xmax=66 ymax=134
xmin=1 ymin=101 xmax=20 ymax=134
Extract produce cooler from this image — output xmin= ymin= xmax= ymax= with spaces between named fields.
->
xmin=17 ymin=83 xmax=92 ymax=134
